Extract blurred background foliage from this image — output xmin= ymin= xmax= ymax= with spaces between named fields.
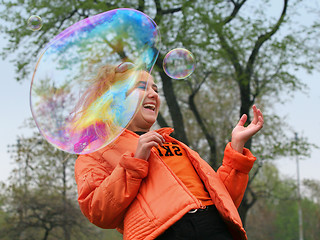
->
xmin=1 ymin=0 xmax=320 ymax=239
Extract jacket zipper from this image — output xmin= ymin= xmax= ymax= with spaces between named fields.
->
xmin=152 ymin=134 xmax=205 ymax=210
xmin=164 ymin=135 xmax=212 ymax=210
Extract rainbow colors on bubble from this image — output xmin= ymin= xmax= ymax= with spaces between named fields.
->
xmin=27 ymin=15 xmax=43 ymax=31
xmin=30 ymin=9 xmax=161 ymax=154
xmin=163 ymin=48 xmax=195 ymax=79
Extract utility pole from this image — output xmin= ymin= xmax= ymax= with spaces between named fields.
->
xmin=295 ymin=132 xmax=304 ymax=240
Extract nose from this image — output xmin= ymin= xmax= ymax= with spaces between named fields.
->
xmin=146 ymin=87 xmax=158 ymax=99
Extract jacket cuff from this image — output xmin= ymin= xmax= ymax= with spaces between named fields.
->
xmin=223 ymin=142 xmax=256 ymax=174
xmin=119 ymin=152 xmax=149 ymax=179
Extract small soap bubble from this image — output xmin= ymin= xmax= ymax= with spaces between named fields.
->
xmin=163 ymin=48 xmax=195 ymax=79
xmin=27 ymin=15 xmax=43 ymax=31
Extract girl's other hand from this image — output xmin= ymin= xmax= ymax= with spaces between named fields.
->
xmin=135 ymin=131 xmax=165 ymax=160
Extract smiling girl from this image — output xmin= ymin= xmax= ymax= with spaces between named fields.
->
xmin=74 ymin=63 xmax=264 ymax=240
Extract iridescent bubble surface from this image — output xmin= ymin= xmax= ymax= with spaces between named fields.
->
xmin=27 ymin=15 xmax=43 ymax=31
xmin=30 ymin=9 xmax=161 ymax=154
xmin=163 ymin=48 xmax=195 ymax=79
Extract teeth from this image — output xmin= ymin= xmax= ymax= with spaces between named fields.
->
xmin=143 ymin=104 xmax=155 ymax=110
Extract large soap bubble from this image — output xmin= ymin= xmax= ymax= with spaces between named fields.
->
xmin=30 ymin=8 xmax=161 ymax=154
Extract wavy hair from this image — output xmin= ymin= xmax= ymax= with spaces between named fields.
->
xmin=68 ymin=63 xmax=137 ymax=152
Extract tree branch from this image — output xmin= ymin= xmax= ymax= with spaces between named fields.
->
xmin=56 ymin=9 xmax=78 ymax=31
xmin=154 ymin=0 xmax=184 ymax=24
xmin=211 ymin=21 xmax=243 ymax=77
xmin=157 ymin=111 xmax=169 ymax=128
xmin=246 ymin=185 xmax=258 ymax=209
xmin=192 ymin=71 xmax=212 ymax=96
xmin=137 ymin=0 xmax=145 ymax=12
xmin=224 ymin=0 xmax=247 ymax=24
xmin=188 ymin=73 xmax=218 ymax=168
xmin=248 ymin=163 xmax=262 ymax=186
xmin=162 ymin=7 xmax=182 ymax=15
xmin=245 ymin=0 xmax=288 ymax=78
xmin=156 ymin=56 xmax=189 ymax=145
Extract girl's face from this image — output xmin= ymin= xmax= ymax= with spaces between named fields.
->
xmin=127 ymin=71 xmax=160 ymax=132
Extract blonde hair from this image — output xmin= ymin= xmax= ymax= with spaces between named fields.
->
xmin=68 ymin=64 xmax=138 ymax=152
xmin=76 ymin=65 xmax=117 ymax=114
xmin=72 ymin=64 xmax=137 ymax=120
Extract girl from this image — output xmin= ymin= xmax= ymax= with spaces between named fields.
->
xmin=74 ymin=62 xmax=264 ymax=240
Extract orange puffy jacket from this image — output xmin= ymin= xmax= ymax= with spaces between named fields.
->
xmin=74 ymin=128 xmax=256 ymax=240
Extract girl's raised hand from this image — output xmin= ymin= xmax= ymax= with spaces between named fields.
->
xmin=231 ymin=105 xmax=264 ymax=153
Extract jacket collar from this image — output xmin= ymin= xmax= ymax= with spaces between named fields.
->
xmin=123 ymin=127 xmax=174 ymax=137
xmin=84 ymin=128 xmax=174 ymax=157
xmin=155 ymin=127 xmax=174 ymax=135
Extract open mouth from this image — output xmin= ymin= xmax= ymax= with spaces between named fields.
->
xmin=143 ymin=103 xmax=156 ymax=111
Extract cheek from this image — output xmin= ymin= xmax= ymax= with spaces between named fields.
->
xmin=139 ymin=91 xmax=145 ymax=102
xmin=157 ymin=97 xmax=161 ymax=109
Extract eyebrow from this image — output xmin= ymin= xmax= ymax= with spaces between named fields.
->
xmin=137 ymin=81 xmax=158 ymax=90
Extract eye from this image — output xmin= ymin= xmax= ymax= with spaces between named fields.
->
xmin=136 ymin=81 xmax=147 ymax=90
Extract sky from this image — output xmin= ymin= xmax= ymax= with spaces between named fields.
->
xmin=0 ymin=2 xmax=319 ymax=185
xmin=274 ymin=71 xmax=320 ymax=182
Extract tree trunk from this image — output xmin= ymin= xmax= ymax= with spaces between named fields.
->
xmin=62 ymin=159 xmax=71 ymax=240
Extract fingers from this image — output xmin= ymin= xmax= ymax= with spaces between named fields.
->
xmin=237 ymin=114 xmax=247 ymax=127
xmin=257 ymin=115 xmax=264 ymax=129
xmin=141 ymin=131 xmax=165 ymax=146
xmin=252 ymin=105 xmax=263 ymax=126
xmin=252 ymin=105 xmax=258 ymax=124
xmin=237 ymin=105 xmax=264 ymax=129
xmin=232 ymin=105 xmax=264 ymax=153
xmin=135 ymin=131 xmax=165 ymax=160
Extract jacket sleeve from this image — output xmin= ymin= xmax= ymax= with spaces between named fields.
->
xmin=217 ymin=142 xmax=256 ymax=208
xmin=74 ymin=151 xmax=148 ymax=229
